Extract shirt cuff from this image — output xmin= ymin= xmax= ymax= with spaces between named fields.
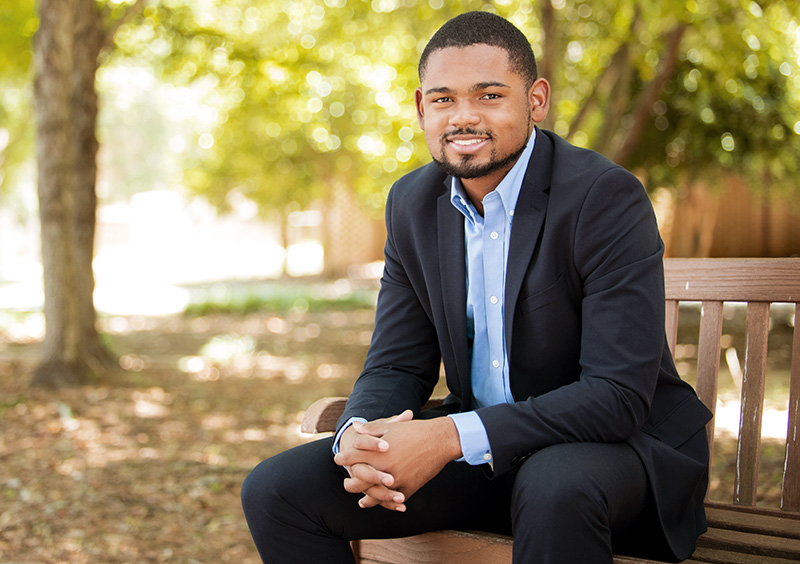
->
xmin=448 ymin=411 xmax=494 ymax=467
xmin=331 ymin=417 xmax=368 ymax=456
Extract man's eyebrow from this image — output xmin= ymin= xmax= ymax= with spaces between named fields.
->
xmin=423 ymin=82 xmax=511 ymax=96
xmin=424 ymin=86 xmax=454 ymax=96
xmin=472 ymin=81 xmax=510 ymax=91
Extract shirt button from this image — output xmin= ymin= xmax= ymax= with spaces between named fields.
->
xmin=509 ymin=210 xmax=515 ymax=217
xmin=492 ymin=359 xmax=500 ymax=368
xmin=490 ymin=296 xmax=498 ymax=304
xmin=483 ymin=453 xmax=493 ymax=461
xmin=490 ymin=231 xmax=499 ymax=240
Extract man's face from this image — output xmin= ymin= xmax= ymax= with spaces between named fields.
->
xmin=415 ymin=44 xmax=546 ymax=183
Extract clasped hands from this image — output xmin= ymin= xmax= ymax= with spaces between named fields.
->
xmin=333 ymin=410 xmax=462 ymax=512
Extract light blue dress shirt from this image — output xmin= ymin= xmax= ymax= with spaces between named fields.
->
xmin=447 ymin=129 xmax=537 ymax=467
xmin=334 ymin=131 xmax=537 ymax=466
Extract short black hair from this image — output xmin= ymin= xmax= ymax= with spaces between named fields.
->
xmin=418 ymin=11 xmax=538 ymax=87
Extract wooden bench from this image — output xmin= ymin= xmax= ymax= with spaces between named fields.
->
xmin=301 ymin=258 xmax=800 ymax=563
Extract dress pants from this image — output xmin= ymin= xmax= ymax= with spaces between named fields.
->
xmin=241 ymin=437 xmax=658 ymax=564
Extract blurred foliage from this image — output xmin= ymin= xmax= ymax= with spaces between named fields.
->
xmin=0 ymin=0 xmax=36 ymax=202
xmin=625 ymin=1 xmax=800 ymax=195
xmin=112 ymin=0 xmax=800 ymax=212
xmin=2 ymin=0 xmax=799 ymax=218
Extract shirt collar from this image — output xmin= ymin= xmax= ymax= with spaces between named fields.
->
xmin=449 ymin=128 xmax=537 ymax=223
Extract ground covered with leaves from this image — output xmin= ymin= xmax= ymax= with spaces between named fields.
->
xmin=0 ymin=308 xmax=377 ymax=564
xmin=0 ymin=305 xmax=791 ymax=563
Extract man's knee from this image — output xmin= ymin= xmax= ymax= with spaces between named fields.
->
xmin=513 ymin=448 xmax=602 ymax=516
xmin=242 ymin=455 xmax=287 ymax=524
xmin=510 ymin=442 xmax=646 ymax=525
xmin=241 ymin=439 xmax=338 ymax=523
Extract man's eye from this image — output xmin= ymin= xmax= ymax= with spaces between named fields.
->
xmin=483 ymin=93 xmax=501 ymax=100
xmin=434 ymin=97 xmax=453 ymax=103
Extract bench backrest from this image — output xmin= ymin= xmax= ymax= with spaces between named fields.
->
xmin=663 ymin=258 xmax=800 ymax=511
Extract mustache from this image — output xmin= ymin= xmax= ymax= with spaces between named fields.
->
xmin=441 ymin=128 xmax=492 ymax=142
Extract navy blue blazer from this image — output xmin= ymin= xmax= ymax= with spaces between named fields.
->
xmin=339 ymin=129 xmax=712 ymax=559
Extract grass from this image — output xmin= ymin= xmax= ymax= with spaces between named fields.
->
xmin=182 ymin=279 xmax=378 ymax=316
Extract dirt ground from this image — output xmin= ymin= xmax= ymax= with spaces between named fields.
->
xmin=0 ymin=310 xmax=376 ymax=564
xmin=0 ymin=308 xmax=789 ymax=563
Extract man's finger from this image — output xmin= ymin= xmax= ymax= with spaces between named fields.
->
xmin=388 ymin=409 xmax=414 ymax=423
xmin=352 ymin=433 xmax=389 ymax=452
xmin=357 ymin=482 xmax=406 ymax=511
xmin=342 ymin=462 xmax=396 ymax=489
xmin=359 ymin=494 xmax=406 ymax=512
xmin=355 ymin=409 xmax=415 ymax=437
xmin=334 ymin=438 xmax=389 ymax=467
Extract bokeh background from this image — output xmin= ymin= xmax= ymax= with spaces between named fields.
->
xmin=1 ymin=0 xmax=799 ymax=562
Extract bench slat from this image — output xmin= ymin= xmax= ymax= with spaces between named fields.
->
xmin=735 ymin=302 xmax=771 ymax=506
xmin=359 ymin=531 xmax=511 ymax=564
xmin=696 ymin=301 xmax=724 ymax=414
xmin=705 ymin=504 xmax=800 ymax=539
xmin=663 ymin=258 xmax=800 ymax=302
xmin=697 ymin=527 xmax=800 ymax=560
xmin=782 ymin=304 xmax=800 ymax=511
xmin=690 ymin=545 xmax=800 ymax=564
xmin=358 ymin=532 xmax=704 ymax=564
xmin=697 ymin=300 xmax=724 ymax=495
xmin=666 ymin=299 xmax=679 ymax=356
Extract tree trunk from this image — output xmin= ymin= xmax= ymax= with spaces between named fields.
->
xmin=32 ymin=0 xmax=109 ymax=387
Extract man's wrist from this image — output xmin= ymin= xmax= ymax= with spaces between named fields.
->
xmin=332 ymin=417 xmax=367 ymax=456
xmin=434 ymin=416 xmax=463 ymax=462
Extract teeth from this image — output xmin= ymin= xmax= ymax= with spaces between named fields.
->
xmin=452 ymin=138 xmax=485 ymax=146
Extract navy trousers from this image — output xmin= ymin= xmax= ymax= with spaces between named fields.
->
xmin=241 ymin=437 xmax=666 ymax=564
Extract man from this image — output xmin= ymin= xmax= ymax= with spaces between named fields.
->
xmin=242 ymin=11 xmax=712 ymax=564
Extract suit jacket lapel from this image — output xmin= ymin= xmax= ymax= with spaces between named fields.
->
xmin=436 ymin=182 xmax=471 ymax=407
xmin=504 ymin=130 xmax=553 ymax=351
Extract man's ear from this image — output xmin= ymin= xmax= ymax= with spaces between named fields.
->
xmin=529 ymin=78 xmax=550 ymax=123
xmin=415 ymin=87 xmax=425 ymax=130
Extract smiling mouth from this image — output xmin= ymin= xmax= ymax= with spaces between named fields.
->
xmin=450 ymin=138 xmax=486 ymax=146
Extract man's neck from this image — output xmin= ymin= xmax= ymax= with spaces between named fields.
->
xmin=460 ymin=165 xmax=514 ymax=217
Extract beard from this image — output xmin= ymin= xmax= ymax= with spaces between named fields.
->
xmin=430 ymin=124 xmax=530 ymax=180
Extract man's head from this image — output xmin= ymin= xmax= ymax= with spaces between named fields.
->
xmin=419 ymin=11 xmax=538 ymax=89
xmin=414 ymin=12 xmax=549 ymax=191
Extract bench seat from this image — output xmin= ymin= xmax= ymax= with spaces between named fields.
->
xmin=300 ymin=258 xmax=800 ymax=563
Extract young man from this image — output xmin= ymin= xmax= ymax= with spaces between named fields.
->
xmin=242 ymin=12 xmax=712 ymax=564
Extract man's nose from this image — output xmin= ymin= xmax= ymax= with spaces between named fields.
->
xmin=448 ymin=101 xmax=481 ymax=128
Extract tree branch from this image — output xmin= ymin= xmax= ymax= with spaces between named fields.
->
xmin=592 ymin=46 xmax=635 ymax=153
xmin=566 ymin=41 xmax=630 ymax=141
xmin=612 ymin=22 xmax=688 ymax=166
xmin=100 ymin=0 xmax=148 ymax=53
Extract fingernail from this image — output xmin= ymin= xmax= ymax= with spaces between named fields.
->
xmin=378 ymin=440 xmax=389 ymax=451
